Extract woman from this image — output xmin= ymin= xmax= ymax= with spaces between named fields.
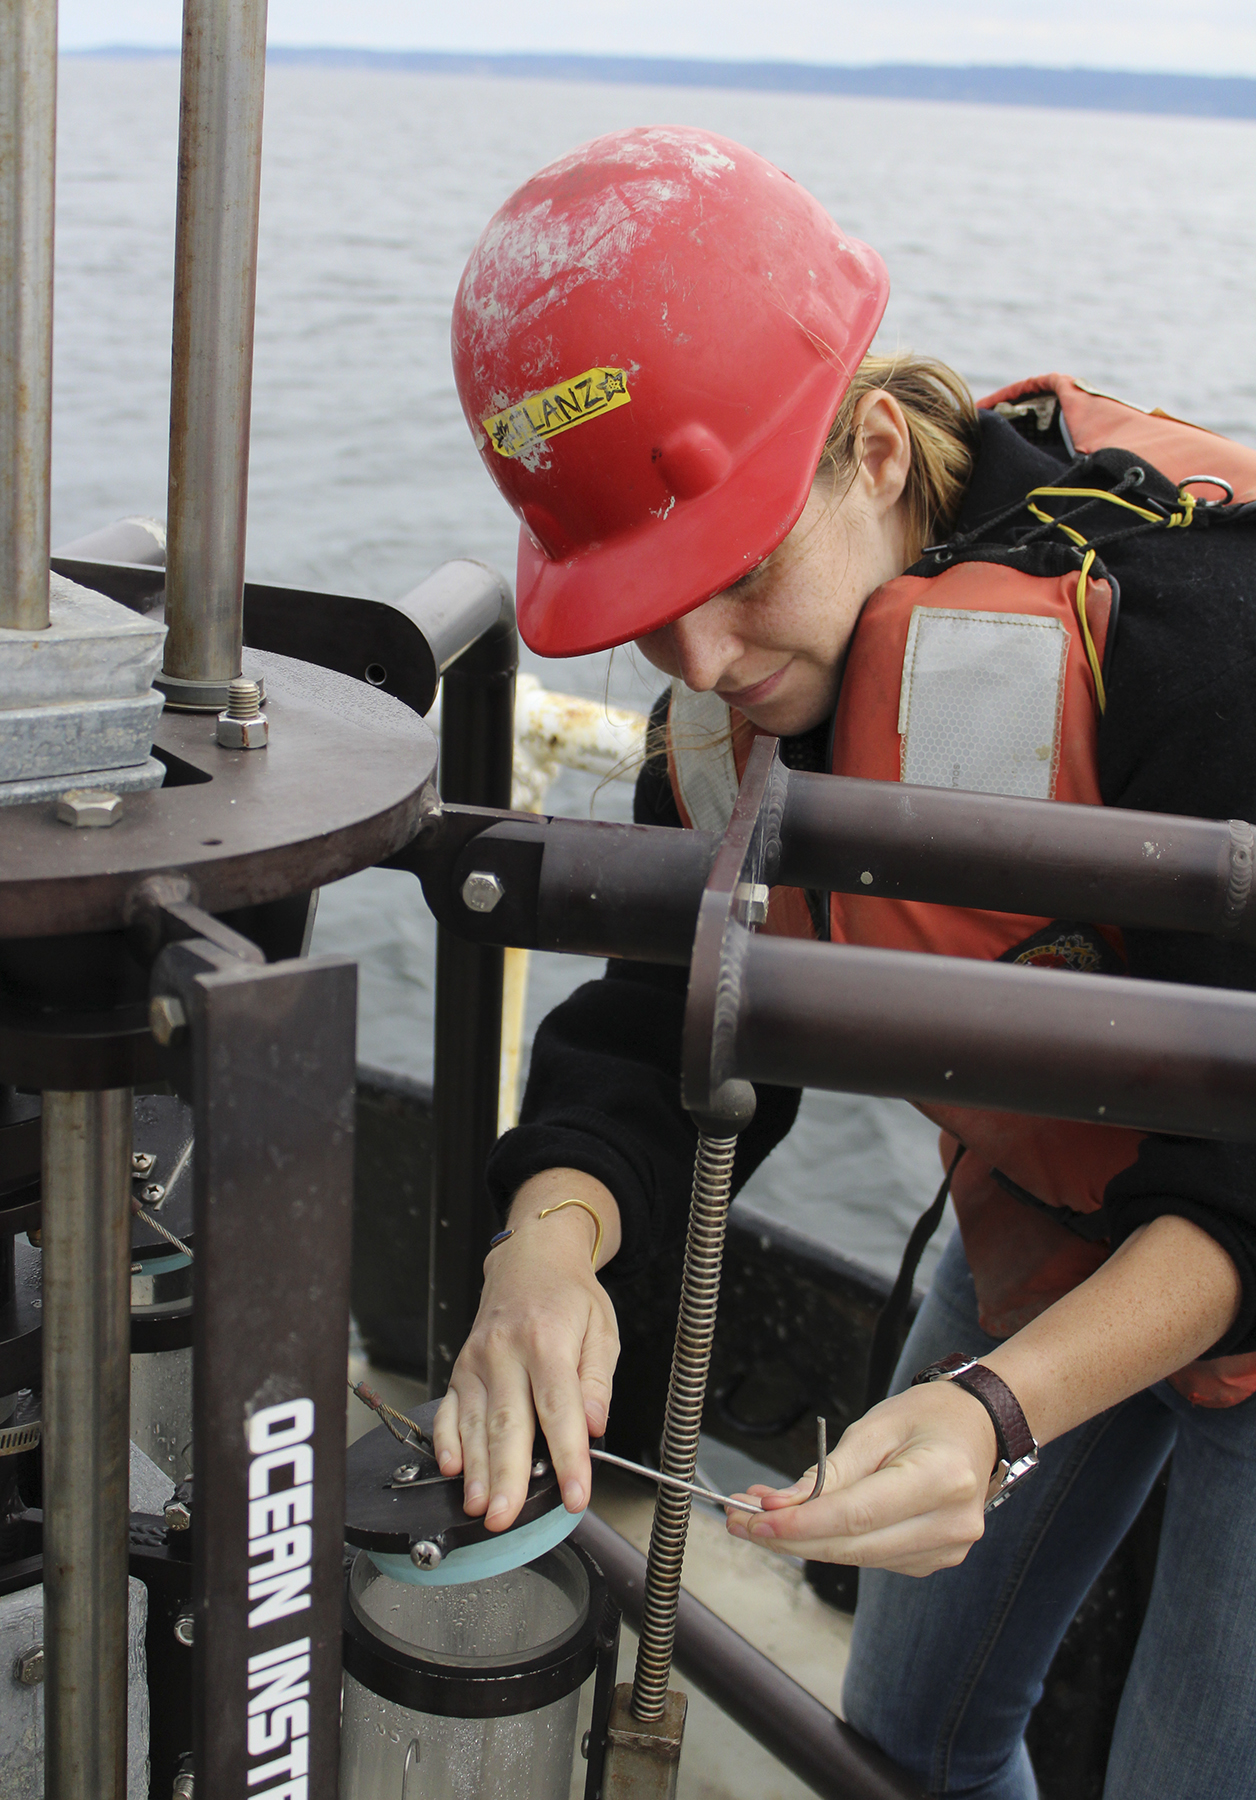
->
xmin=435 ymin=126 xmax=1256 ymax=1798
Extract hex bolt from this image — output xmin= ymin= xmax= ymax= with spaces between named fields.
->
xmin=164 ymin=1499 xmax=192 ymax=1533
xmin=173 ymin=1610 xmax=195 ymax=1647
xmin=734 ymin=880 xmax=771 ymax=927
xmin=14 ymin=1644 xmax=43 ymax=1685
xmin=149 ymin=994 xmax=188 ymax=1047
xmin=55 ymin=788 xmax=122 ymax=828
xmin=216 ymin=677 xmax=269 ymax=750
xmin=461 ymin=870 xmax=505 ymax=913
xmin=409 ymin=1540 xmax=443 ymax=1571
xmin=132 ymin=1151 xmax=157 ymax=1177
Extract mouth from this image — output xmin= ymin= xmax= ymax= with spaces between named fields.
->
xmin=716 ymin=665 xmax=789 ymax=710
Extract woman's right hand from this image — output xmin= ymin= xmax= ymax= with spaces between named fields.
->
xmin=432 ymin=1172 xmax=621 ymax=1533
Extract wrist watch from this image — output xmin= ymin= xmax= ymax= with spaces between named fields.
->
xmin=911 ymin=1353 xmax=1040 ymax=1512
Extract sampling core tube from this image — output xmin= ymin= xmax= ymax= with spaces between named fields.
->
xmin=0 ymin=0 xmax=56 ymax=632
xmin=42 ymin=1088 xmax=134 ymax=1800
xmin=161 ymin=0 xmax=268 ymax=704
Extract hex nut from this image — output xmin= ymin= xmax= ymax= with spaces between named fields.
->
xmin=15 ymin=1644 xmax=43 ymax=1686
xmin=461 ymin=870 xmax=505 ymax=913
xmin=215 ymin=711 xmax=269 ymax=750
xmin=164 ymin=1499 xmax=192 ymax=1532
xmin=173 ymin=1610 xmax=195 ymax=1647
xmin=56 ymin=788 xmax=122 ymax=828
xmin=149 ymin=994 xmax=188 ymax=1047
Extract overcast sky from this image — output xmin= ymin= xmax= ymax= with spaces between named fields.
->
xmin=60 ymin=1 xmax=1256 ymax=80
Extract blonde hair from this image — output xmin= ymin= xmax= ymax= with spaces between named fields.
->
xmin=819 ymin=353 xmax=978 ymax=561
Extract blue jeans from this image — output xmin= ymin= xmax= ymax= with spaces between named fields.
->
xmin=842 ymin=1230 xmax=1256 ymax=1799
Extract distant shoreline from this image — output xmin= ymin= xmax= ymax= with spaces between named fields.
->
xmin=65 ymin=47 xmax=1255 ymax=123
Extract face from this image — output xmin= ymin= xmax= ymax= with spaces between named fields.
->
xmin=633 ymin=395 xmax=913 ymax=737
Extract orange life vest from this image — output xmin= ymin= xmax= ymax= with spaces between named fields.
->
xmin=668 ymin=373 xmax=1256 ymax=1408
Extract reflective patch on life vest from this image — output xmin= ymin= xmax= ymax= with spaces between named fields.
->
xmin=898 ymin=607 xmax=1068 ymax=800
xmin=483 ymin=367 xmax=631 ymax=458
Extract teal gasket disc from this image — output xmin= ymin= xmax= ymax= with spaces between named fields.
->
xmin=368 ymin=1502 xmax=585 ymax=1586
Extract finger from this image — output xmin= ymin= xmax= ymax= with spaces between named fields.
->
xmin=483 ymin=1356 xmax=539 ymax=1532
xmin=748 ymin=1456 xmax=974 ymax=1548
xmin=578 ymin=1309 xmax=619 ymax=1439
xmin=450 ymin=1373 xmax=492 ymax=1516
xmin=750 ymin=1510 xmax=979 ymax=1574
xmin=533 ymin=1354 xmax=597 ymax=1514
xmin=432 ymin=1389 xmax=463 ymax=1477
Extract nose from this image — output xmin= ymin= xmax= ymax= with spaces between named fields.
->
xmin=664 ymin=603 xmax=741 ymax=693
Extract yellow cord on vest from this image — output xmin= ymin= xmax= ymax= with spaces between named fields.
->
xmin=1074 ymin=549 xmax=1107 ymax=716
xmin=1023 ymin=479 xmax=1201 ymax=718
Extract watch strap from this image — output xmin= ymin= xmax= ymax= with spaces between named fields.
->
xmin=911 ymin=1352 xmax=1037 ymax=1466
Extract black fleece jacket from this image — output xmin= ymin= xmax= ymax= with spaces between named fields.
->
xmin=486 ymin=410 xmax=1256 ymax=1356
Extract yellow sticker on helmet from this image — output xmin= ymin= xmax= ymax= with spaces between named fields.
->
xmin=484 ymin=368 xmax=631 ymax=457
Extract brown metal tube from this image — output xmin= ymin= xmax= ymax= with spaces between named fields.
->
xmin=730 ymin=934 xmax=1256 ymax=1140
xmin=0 ymin=0 xmax=56 ymax=631
xmin=163 ymin=0 xmax=268 ymax=694
xmin=778 ymin=772 xmax=1255 ymax=944
xmin=576 ymin=1512 xmax=925 ymax=1800
xmin=42 ymin=1088 xmax=134 ymax=1800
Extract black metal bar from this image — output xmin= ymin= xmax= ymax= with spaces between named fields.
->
xmin=428 ymin=595 xmax=517 ymax=1394
xmin=177 ymin=952 xmax=357 ymax=1800
xmin=575 ymin=1512 xmax=925 ymax=1800
xmin=729 ymin=932 xmax=1256 ymax=1139
xmin=777 ymin=769 xmax=1256 ymax=945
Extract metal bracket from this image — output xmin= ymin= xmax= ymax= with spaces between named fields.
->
xmin=152 ymin=939 xmax=357 ymax=1799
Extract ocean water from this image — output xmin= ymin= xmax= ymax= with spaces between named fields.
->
xmin=50 ymin=57 xmax=1256 ymax=1277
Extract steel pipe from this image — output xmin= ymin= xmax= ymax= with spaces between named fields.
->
xmin=577 ymin=1512 xmax=925 ymax=1800
xmin=428 ymin=598 xmax=517 ymax=1393
xmin=777 ymin=771 xmax=1256 ymax=945
xmin=41 ymin=1087 xmax=134 ymax=1800
xmin=729 ymin=934 xmax=1256 ymax=1140
xmin=0 ymin=0 xmax=56 ymax=632
xmin=162 ymin=0 xmax=268 ymax=702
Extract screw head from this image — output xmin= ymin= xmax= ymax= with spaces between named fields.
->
xmin=392 ymin=1464 xmax=422 ymax=1486
xmin=149 ymin=994 xmax=188 ymax=1047
xmin=531 ymin=1459 xmax=549 ymax=1479
xmin=216 ymin=709 xmax=269 ymax=750
xmin=138 ymin=1182 xmax=167 ymax=1207
xmin=164 ymin=1499 xmax=192 ymax=1532
xmin=173 ymin=1610 xmax=195 ymax=1647
xmin=15 ymin=1644 xmax=43 ymax=1685
xmin=409 ymin=1540 xmax=443 ymax=1571
xmin=56 ymin=788 xmax=122 ymax=828
xmin=461 ymin=870 xmax=504 ymax=913
xmin=132 ymin=1151 xmax=157 ymax=1177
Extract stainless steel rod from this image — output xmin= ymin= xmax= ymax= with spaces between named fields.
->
xmin=163 ymin=0 xmax=268 ymax=691
xmin=0 ymin=0 xmax=56 ymax=632
xmin=42 ymin=1088 xmax=133 ymax=1800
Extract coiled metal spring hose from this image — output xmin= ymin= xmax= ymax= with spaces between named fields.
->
xmin=631 ymin=1126 xmax=740 ymax=1721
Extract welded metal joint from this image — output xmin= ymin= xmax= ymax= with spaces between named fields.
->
xmin=603 ymin=1685 xmax=686 ymax=1799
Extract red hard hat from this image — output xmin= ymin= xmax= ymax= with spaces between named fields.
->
xmin=452 ymin=126 xmax=889 ymax=658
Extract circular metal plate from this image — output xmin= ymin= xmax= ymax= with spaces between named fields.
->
xmin=0 ymin=650 xmax=439 ymax=939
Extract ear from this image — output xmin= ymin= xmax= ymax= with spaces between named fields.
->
xmin=853 ymin=391 xmax=912 ymax=515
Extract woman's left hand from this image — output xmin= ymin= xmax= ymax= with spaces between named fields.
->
xmin=726 ymin=1380 xmax=999 ymax=1578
